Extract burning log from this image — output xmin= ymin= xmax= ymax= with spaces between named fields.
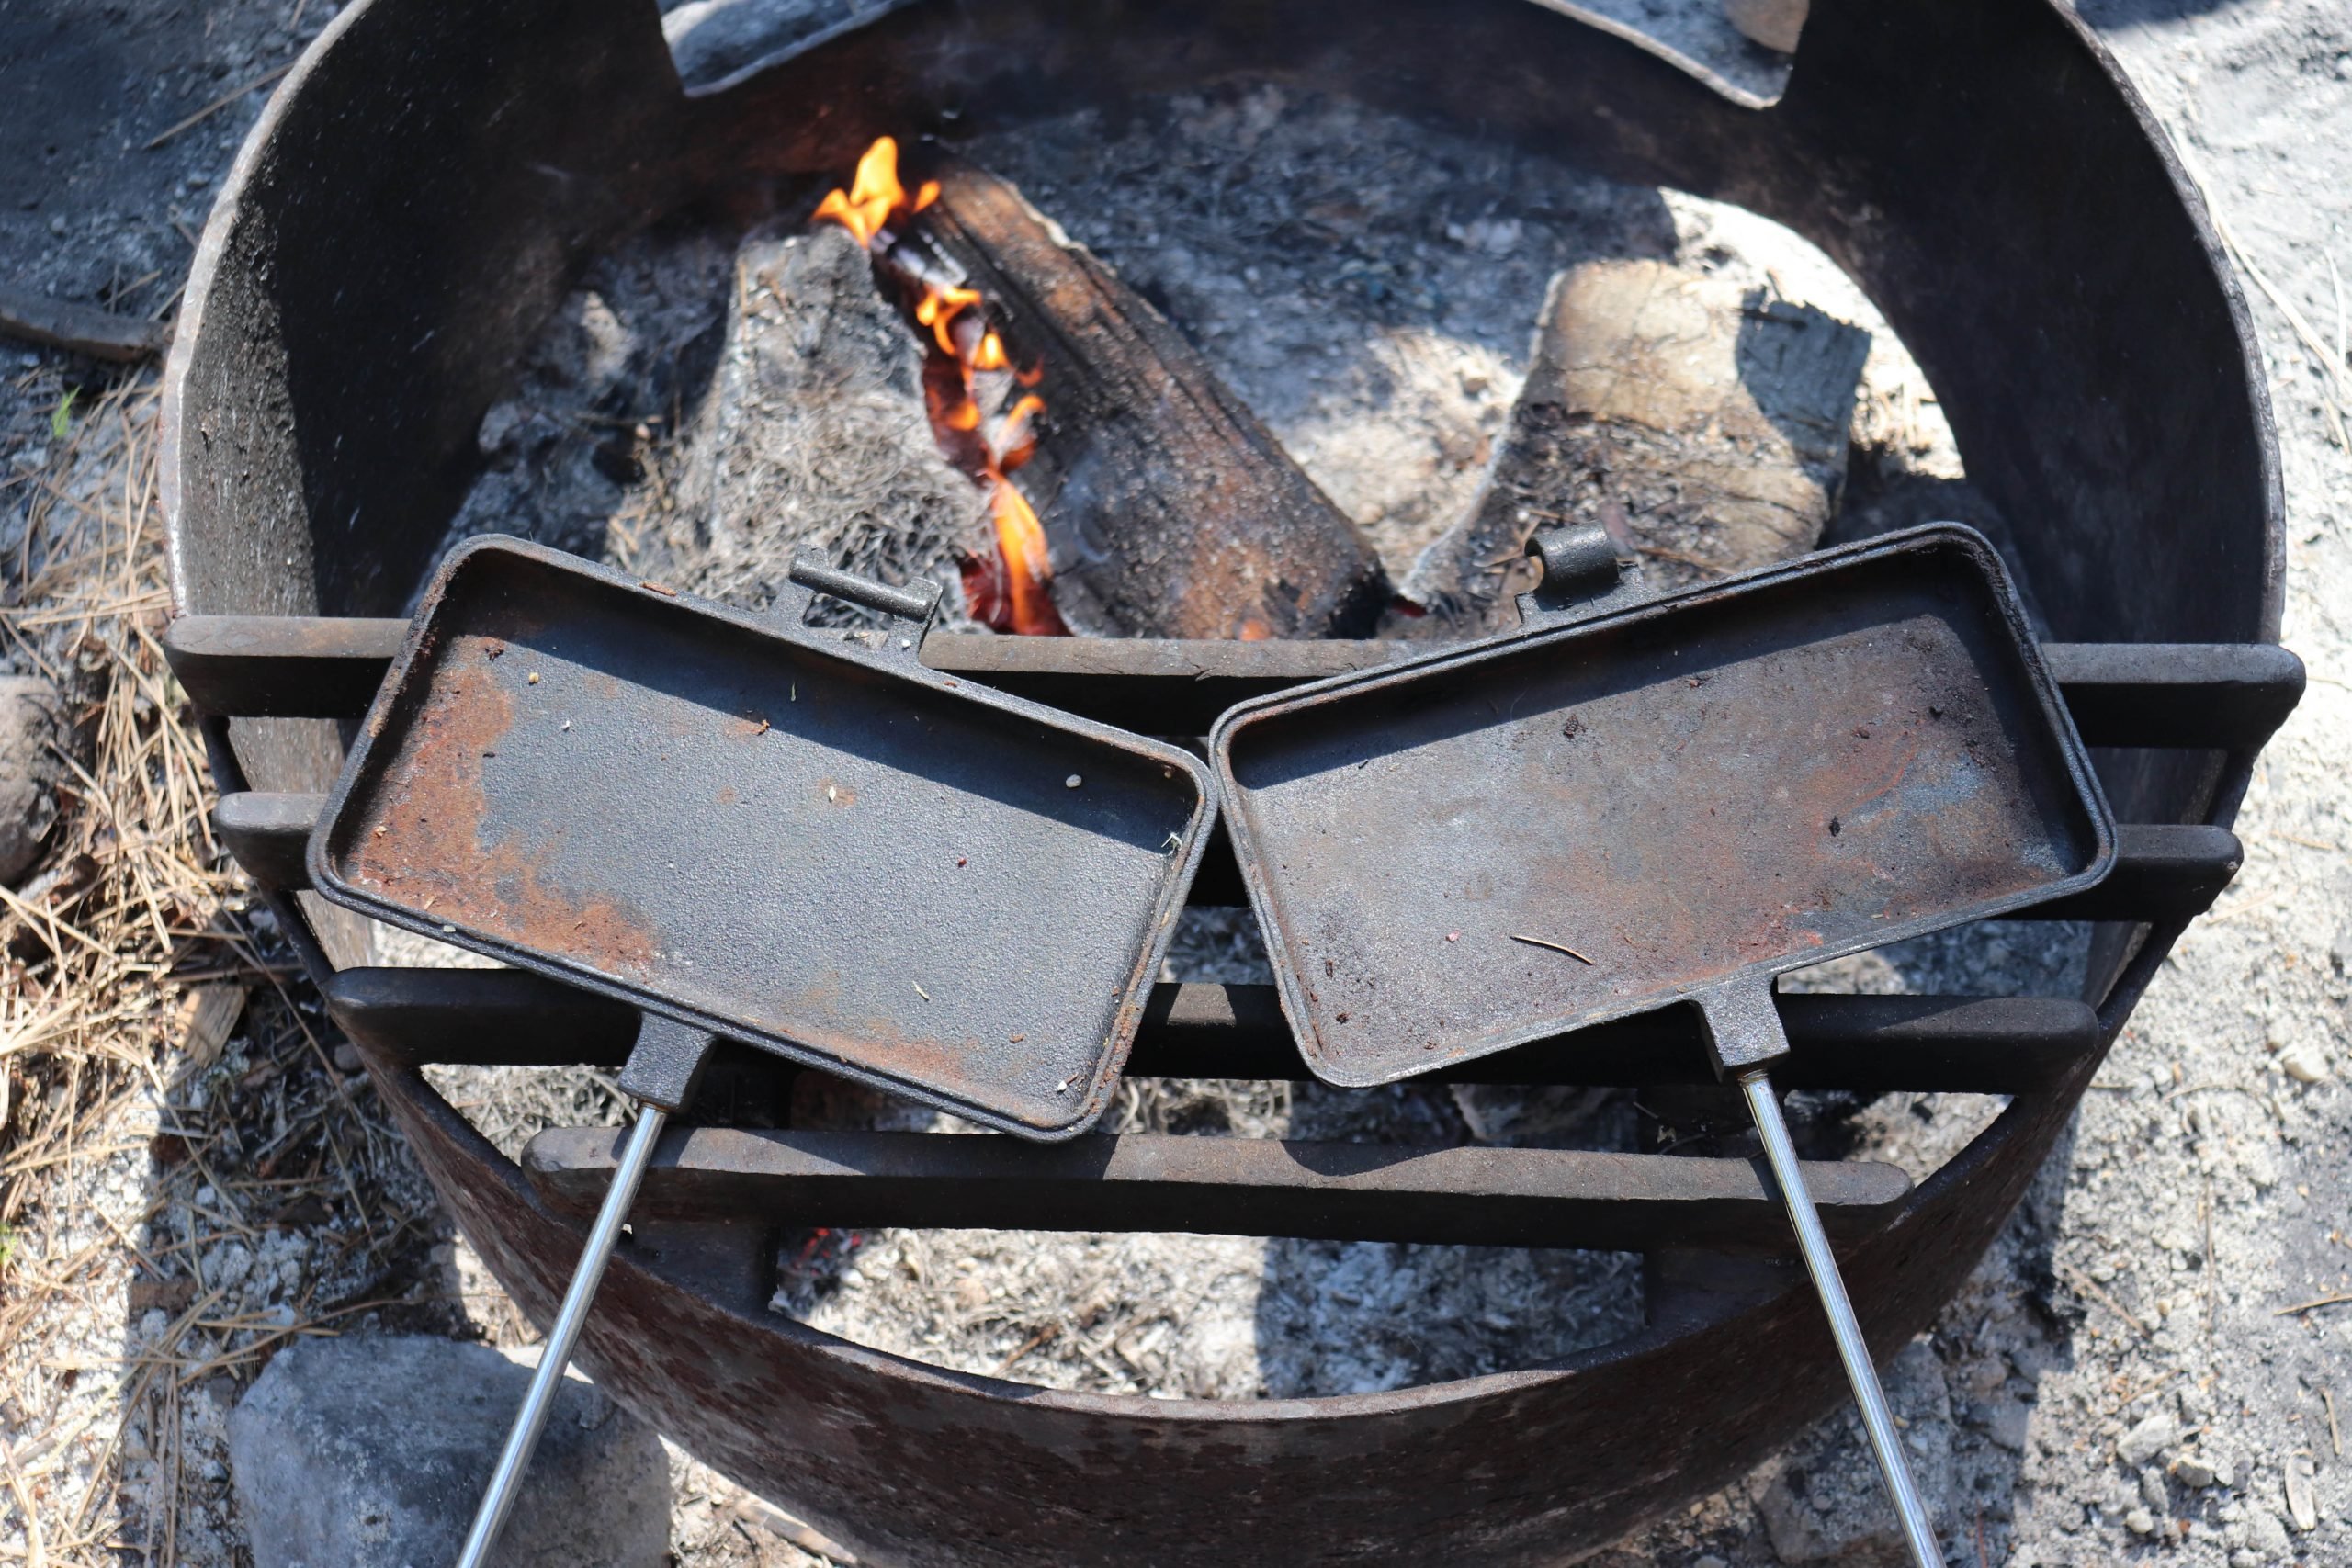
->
xmin=808 ymin=138 xmax=1069 ymax=635
xmin=674 ymin=225 xmax=994 ymax=621
xmin=1403 ymin=258 xmax=1870 ymax=635
xmin=897 ymin=152 xmax=1392 ymax=639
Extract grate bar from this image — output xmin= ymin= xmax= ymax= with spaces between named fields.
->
xmin=167 ymin=615 xmax=405 ymax=718
xmin=213 ymin=789 xmax=322 ymax=891
xmin=220 ymin=790 xmax=2239 ymax=922
xmin=519 ymin=1124 xmax=1914 ymax=1250
xmin=2008 ymin=822 xmax=2239 ymax=922
xmin=331 ymin=966 xmax=2096 ymax=1094
xmin=165 ymin=615 xmax=2304 ymax=750
xmin=2036 ymin=641 xmax=2303 ymax=749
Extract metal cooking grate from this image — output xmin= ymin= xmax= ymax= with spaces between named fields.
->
xmin=164 ymin=615 xmax=2298 ymax=1258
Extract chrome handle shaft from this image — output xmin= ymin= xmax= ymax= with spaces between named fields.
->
xmin=1741 ymin=1070 xmax=1942 ymax=1568
xmin=455 ymin=1103 xmax=669 ymax=1568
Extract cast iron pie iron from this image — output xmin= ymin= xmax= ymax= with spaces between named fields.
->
xmin=306 ymin=536 xmax=1215 ymax=1566
xmin=1210 ymin=523 xmax=2113 ymax=1566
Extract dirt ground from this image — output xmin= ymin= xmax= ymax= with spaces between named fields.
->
xmin=0 ymin=2 xmax=2346 ymax=1566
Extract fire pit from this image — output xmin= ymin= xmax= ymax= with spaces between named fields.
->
xmin=159 ymin=0 xmax=2301 ymax=1562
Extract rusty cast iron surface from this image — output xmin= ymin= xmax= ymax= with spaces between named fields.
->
xmin=311 ymin=537 xmax=1214 ymax=1138
xmin=1216 ymin=527 xmax=2114 ymax=1085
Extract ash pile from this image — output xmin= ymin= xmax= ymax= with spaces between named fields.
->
xmin=412 ymin=82 xmax=2078 ymax=1403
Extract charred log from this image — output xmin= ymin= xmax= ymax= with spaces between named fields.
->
xmin=674 ymin=225 xmax=992 ymax=626
xmin=902 ymin=154 xmax=1390 ymax=639
xmin=1405 ymin=259 xmax=1870 ymax=635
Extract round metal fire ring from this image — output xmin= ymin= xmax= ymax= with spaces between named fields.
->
xmin=161 ymin=0 xmax=2283 ymax=1562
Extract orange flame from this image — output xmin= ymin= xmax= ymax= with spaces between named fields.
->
xmin=914 ymin=283 xmax=984 ymax=357
xmin=989 ymin=483 xmax=1063 ymax=637
xmin=815 ymin=137 xmax=1066 ymax=636
xmin=811 ymin=136 xmax=908 ymax=249
xmin=998 ymin=393 xmax=1046 ymax=472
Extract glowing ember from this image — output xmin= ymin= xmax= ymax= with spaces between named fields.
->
xmin=814 ymin=136 xmax=1068 ymax=636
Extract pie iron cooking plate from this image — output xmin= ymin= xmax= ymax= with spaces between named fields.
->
xmin=1211 ymin=522 xmax=2114 ymax=1565
xmin=1210 ymin=524 xmax=2116 ymax=1089
xmin=309 ymin=536 xmax=1215 ymax=1139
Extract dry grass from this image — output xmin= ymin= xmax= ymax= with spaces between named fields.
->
xmin=0 ymin=374 xmax=224 ymax=1221
xmin=0 ymin=367 xmax=453 ymax=1564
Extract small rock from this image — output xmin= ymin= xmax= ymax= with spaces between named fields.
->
xmin=2174 ymin=1452 xmax=2219 ymax=1489
xmin=334 ymin=1041 xmax=365 ymax=1074
xmin=2141 ymin=1465 xmax=2170 ymax=1514
xmin=2117 ymin=1411 xmax=2178 ymax=1468
xmin=229 ymin=1334 xmax=669 ymax=1567
xmin=2125 ymin=1506 xmax=2159 ymax=1536
xmin=2276 ymin=1041 xmax=2330 ymax=1084
xmin=0 ymin=677 xmax=66 ymax=883
xmin=1461 ymin=216 xmax=1522 ymax=255
xmin=1984 ymin=1396 xmax=2033 ymax=1453
xmin=1724 ymin=0 xmax=1807 ymax=52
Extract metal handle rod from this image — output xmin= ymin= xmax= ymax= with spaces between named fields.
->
xmin=456 ymin=1102 xmax=669 ymax=1568
xmin=1740 ymin=1070 xmax=1943 ymax=1568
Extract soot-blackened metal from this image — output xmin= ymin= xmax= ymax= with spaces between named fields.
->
xmin=310 ymin=537 xmax=1216 ymax=1139
xmin=1213 ymin=526 xmax=2112 ymax=1087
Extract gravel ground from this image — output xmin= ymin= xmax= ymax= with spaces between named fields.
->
xmin=0 ymin=2 xmax=2345 ymax=1565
